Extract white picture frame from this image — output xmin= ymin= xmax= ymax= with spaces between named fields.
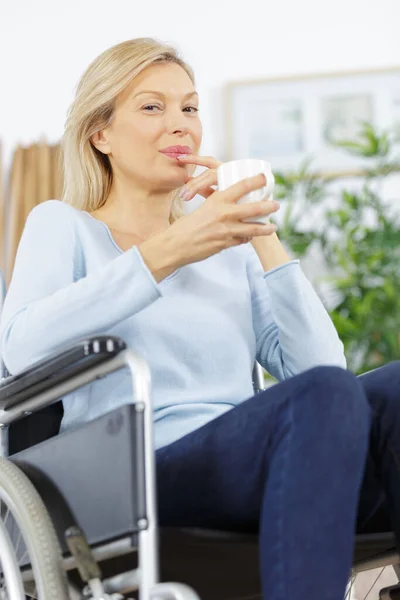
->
xmin=226 ymin=67 xmax=400 ymax=174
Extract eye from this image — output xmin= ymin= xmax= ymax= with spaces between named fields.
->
xmin=143 ymin=104 xmax=162 ymax=112
xmin=183 ymin=106 xmax=199 ymax=114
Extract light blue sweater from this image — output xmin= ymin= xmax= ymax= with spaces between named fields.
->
xmin=0 ymin=200 xmax=346 ymax=449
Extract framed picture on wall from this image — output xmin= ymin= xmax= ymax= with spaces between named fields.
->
xmin=226 ymin=67 xmax=400 ymax=173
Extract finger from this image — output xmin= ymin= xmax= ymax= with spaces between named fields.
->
xmin=219 ymin=174 xmax=267 ymax=203
xmin=196 ymin=186 xmax=215 ymax=199
xmin=230 ymin=199 xmax=280 ymax=220
xmin=230 ymin=222 xmax=278 ymax=238
xmin=176 ymin=154 xmax=222 ymax=169
xmin=188 ymin=168 xmax=217 ymax=188
xmin=180 ymin=169 xmax=218 ymax=201
xmin=179 ymin=185 xmax=215 ymax=201
xmin=229 ymin=236 xmax=258 ymax=248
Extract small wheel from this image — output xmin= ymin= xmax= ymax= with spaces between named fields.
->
xmin=347 ymin=569 xmax=396 ymax=600
xmin=0 ymin=457 xmax=69 ymax=599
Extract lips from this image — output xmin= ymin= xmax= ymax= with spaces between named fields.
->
xmin=159 ymin=145 xmax=193 ymax=159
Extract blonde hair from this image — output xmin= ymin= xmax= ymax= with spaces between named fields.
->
xmin=61 ymin=38 xmax=195 ymax=220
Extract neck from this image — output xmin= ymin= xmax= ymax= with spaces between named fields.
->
xmin=94 ymin=173 xmax=175 ymax=237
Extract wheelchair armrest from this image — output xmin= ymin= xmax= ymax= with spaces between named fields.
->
xmin=0 ymin=336 xmax=126 ymax=410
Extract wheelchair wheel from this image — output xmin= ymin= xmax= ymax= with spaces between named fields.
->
xmin=0 ymin=457 xmax=69 ymax=599
xmin=346 ymin=569 xmax=398 ymax=600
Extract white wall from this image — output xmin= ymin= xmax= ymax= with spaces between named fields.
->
xmin=1 ymin=0 xmax=400 ymax=169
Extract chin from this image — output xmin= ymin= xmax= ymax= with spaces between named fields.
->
xmin=157 ymin=168 xmax=188 ymax=190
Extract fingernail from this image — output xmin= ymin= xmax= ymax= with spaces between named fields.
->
xmin=274 ymin=201 xmax=280 ymax=209
xmin=177 ymin=154 xmax=188 ymax=160
xmin=179 ymin=186 xmax=191 ymax=201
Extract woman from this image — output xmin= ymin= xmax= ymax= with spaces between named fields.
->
xmin=1 ymin=38 xmax=399 ymax=600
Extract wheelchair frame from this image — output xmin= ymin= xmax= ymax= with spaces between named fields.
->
xmin=0 ymin=271 xmax=203 ymax=599
xmin=0 ymin=345 xmax=166 ymax=598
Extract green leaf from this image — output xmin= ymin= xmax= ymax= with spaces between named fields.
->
xmin=275 ymin=119 xmax=400 ymax=374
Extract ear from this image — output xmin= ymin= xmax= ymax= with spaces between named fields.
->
xmin=90 ymin=129 xmax=112 ymax=155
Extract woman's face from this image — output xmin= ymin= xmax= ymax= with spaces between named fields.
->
xmin=97 ymin=62 xmax=202 ymax=192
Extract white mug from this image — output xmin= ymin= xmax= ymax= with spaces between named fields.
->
xmin=217 ymin=159 xmax=275 ymax=224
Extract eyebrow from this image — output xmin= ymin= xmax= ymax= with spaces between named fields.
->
xmin=132 ymin=90 xmax=199 ymax=100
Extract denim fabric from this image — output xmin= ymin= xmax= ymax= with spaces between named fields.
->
xmin=156 ymin=363 xmax=400 ymax=600
xmin=358 ymin=362 xmax=400 ymax=539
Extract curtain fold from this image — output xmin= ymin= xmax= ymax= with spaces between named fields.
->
xmin=4 ymin=140 xmax=63 ymax=283
xmin=0 ymin=143 xmax=5 ymax=272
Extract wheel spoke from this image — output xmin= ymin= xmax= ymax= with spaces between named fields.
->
xmin=364 ymin=567 xmax=386 ymax=600
xmin=2 ymin=508 xmax=9 ymax=529
xmin=17 ymin=550 xmax=28 ymax=566
xmin=14 ymin=532 xmax=22 ymax=563
xmin=0 ymin=515 xmax=25 ymax=599
xmin=350 ymin=567 xmax=388 ymax=600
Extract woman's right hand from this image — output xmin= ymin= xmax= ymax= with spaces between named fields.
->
xmin=139 ymin=174 xmax=280 ymax=282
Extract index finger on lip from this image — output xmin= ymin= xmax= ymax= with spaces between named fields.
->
xmin=177 ymin=155 xmax=222 ymax=169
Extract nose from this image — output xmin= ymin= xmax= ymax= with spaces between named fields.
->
xmin=165 ymin=106 xmax=188 ymax=136
xmin=171 ymin=125 xmax=188 ymax=135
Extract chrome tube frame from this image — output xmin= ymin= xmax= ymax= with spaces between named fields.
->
xmin=21 ymin=537 xmax=136 ymax=584
xmin=252 ymin=362 xmax=265 ymax=394
xmin=0 ymin=348 xmax=160 ymax=597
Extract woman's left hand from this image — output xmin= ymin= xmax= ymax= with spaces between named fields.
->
xmin=177 ymin=155 xmax=221 ymax=201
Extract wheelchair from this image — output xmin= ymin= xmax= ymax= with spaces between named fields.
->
xmin=0 ymin=269 xmax=399 ymax=600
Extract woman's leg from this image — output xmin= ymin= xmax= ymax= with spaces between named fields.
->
xmin=358 ymin=362 xmax=400 ymax=540
xmin=156 ymin=365 xmax=370 ymax=600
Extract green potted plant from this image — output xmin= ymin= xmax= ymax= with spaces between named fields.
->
xmin=273 ymin=123 xmax=400 ymax=374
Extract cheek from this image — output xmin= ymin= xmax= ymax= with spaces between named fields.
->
xmin=112 ymin=117 xmax=156 ymax=156
xmin=109 ymin=121 xmax=135 ymax=156
xmin=191 ymin=121 xmax=202 ymax=150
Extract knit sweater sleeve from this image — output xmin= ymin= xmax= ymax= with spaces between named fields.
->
xmin=0 ymin=201 xmax=163 ymax=374
xmin=246 ymin=248 xmax=346 ymax=379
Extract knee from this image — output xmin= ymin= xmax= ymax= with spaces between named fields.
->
xmin=361 ymin=361 xmax=400 ymax=420
xmin=280 ymin=366 xmax=370 ymax=465
xmin=300 ymin=366 xmax=370 ymax=432
xmin=303 ymin=365 xmax=361 ymax=396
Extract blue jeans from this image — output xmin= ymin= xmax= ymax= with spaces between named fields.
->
xmin=156 ymin=363 xmax=400 ymax=600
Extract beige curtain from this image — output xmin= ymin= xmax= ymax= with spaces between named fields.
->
xmin=5 ymin=141 xmax=62 ymax=283
xmin=0 ymin=143 xmax=5 ymax=273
